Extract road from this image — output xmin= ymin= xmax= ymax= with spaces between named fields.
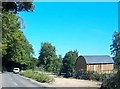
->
xmin=1 ymin=72 xmax=45 ymax=88
xmin=0 ymin=72 xmax=101 ymax=89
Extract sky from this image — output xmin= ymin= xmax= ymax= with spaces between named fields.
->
xmin=19 ymin=2 xmax=118 ymax=58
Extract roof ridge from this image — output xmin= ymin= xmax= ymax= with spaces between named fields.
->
xmin=81 ymin=55 xmax=114 ymax=64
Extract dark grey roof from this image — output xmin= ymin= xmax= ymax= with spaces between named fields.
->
xmin=83 ymin=55 xmax=114 ymax=64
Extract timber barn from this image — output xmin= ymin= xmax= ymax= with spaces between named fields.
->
xmin=75 ymin=55 xmax=114 ymax=73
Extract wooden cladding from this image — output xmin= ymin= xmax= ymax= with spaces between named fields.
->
xmin=87 ymin=64 xmax=114 ymax=73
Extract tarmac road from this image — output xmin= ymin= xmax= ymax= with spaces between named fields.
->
xmin=1 ymin=72 xmax=44 ymax=88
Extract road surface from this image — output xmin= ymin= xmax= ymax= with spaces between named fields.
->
xmin=0 ymin=72 xmax=101 ymax=89
xmin=0 ymin=72 xmax=2 ymax=89
xmin=1 ymin=72 xmax=44 ymax=87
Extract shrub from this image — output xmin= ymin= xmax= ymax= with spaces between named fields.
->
xmin=75 ymin=70 xmax=91 ymax=80
xmin=34 ymin=66 xmax=45 ymax=72
xmin=75 ymin=71 xmax=110 ymax=82
xmin=100 ymin=76 xmax=116 ymax=89
xmin=32 ymin=73 xmax=54 ymax=83
xmin=20 ymin=70 xmax=34 ymax=78
xmin=20 ymin=70 xmax=54 ymax=83
xmin=100 ymin=71 xmax=120 ymax=89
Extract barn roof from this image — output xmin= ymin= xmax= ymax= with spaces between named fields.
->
xmin=82 ymin=55 xmax=114 ymax=64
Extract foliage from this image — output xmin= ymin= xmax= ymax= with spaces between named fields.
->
xmin=35 ymin=66 xmax=45 ymax=72
xmin=20 ymin=70 xmax=55 ymax=83
xmin=100 ymin=71 xmax=120 ymax=89
xmin=2 ymin=2 xmax=35 ymax=13
xmin=110 ymin=32 xmax=120 ymax=70
xmin=75 ymin=70 xmax=111 ymax=82
xmin=61 ymin=50 xmax=78 ymax=77
xmin=1 ymin=1 xmax=35 ymax=72
xmin=100 ymin=32 xmax=120 ymax=89
xmin=2 ymin=12 xmax=34 ymax=71
xmin=53 ymin=55 xmax=63 ymax=74
xmin=100 ymin=76 xmax=116 ymax=89
xmin=38 ymin=42 xmax=62 ymax=73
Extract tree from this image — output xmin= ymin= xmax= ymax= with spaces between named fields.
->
xmin=100 ymin=32 xmax=120 ymax=89
xmin=38 ymin=42 xmax=56 ymax=65
xmin=2 ymin=2 xmax=35 ymax=13
xmin=53 ymin=55 xmax=62 ymax=73
xmin=2 ymin=12 xmax=34 ymax=71
xmin=2 ymin=12 xmax=21 ymax=57
xmin=1 ymin=1 xmax=35 ymax=72
xmin=110 ymin=32 xmax=120 ymax=70
xmin=62 ymin=50 xmax=78 ymax=77
xmin=110 ymin=31 xmax=120 ymax=88
xmin=38 ymin=42 xmax=62 ymax=72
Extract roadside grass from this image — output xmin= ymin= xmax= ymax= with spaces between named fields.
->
xmin=20 ymin=70 xmax=55 ymax=83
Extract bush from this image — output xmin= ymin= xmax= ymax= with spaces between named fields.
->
xmin=34 ymin=73 xmax=54 ymax=83
xmin=75 ymin=70 xmax=91 ymax=80
xmin=20 ymin=70 xmax=34 ymax=78
xmin=100 ymin=76 xmax=116 ymax=89
xmin=20 ymin=70 xmax=54 ymax=83
xmin=100 ymin=71 xmax=120 ymax=89
xmin=75 ymin=71 xmax=110 ymax=82
xmin=34 ymin=66 xmax=45 ymax=72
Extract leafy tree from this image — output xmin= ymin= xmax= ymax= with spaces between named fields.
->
xmin=38 ymin=42 xmax=62 ymax=72
xmin=1 ymin=1 xmax=35 ymax=72
xmin=2 ymin=12 xmax=20 ymax=57
xmin=2 ymin=12 xmax=34 ymax=71
xmin=38 ymin=42 xmax=56 ymax=65
xmin=53 ymin=55 xmax=62 ymax=74
xmin=110 ymin=32 xmax=120 ymax=70
xmin=2 ymin=2 xmax=35 ymax=13
xmin=62 ymin=50 xmax=78 ymax=77
xmin=100 ymin=32 xmax=120 ymax=89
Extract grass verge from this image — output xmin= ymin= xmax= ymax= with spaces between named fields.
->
xmin=20 ymin=70 xmax=55 ymax=83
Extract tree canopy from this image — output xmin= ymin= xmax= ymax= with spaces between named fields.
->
xmin=61 ymin=50 xmax=78 ymax=77
xmin=110 ymin=32 xmax=120 ymax=70
xmin=38 ymin=42 xmax=62 ymax=73
xmin=2 ymin=2 xmax=35 ymax=13
xmin=2 ymin=12 xmax=34 ymax=71
xmin=1 ymin=1 xmax=35 ymax=71
xmin=101 ymin=32 xmax=120 ymax=89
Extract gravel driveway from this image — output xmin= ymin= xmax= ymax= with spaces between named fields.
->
xmin=49 ymin=77 xmax=101 ymax=88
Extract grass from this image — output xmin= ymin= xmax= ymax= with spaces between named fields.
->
xmin=20 ymin=70 xmax=55 ymax=83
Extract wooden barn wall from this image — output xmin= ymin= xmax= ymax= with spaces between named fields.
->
xmin=75 ymin=56 xmax=87 ymax=72
xmin=87 ymin=64 xmax=114 ymax=73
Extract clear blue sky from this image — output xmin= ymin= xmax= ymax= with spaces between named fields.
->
xmin=19 ymin=2 xmax=118 ymax=58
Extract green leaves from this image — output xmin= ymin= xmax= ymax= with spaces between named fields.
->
xmin=38 ymin=42 xmax=62 ymax=73
xmin=1 ymin=1 xmax=35 ymax=71
xmin=2 ymin=12 xmax=34 ymax=70
xmin=38 ymin=42 xmax=79 ymax=76
xmin=110 ymin=32 xmax=120 ymax=70
xmin=20 ymin=70 xmax=55 ymax=83
xmin=62 ymin=50 xmax=78 ymax=77
xmin=101 ymin=32 xmax=120 ymax=89
xmin=2 ymin=2 xmax=35 ymax=13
